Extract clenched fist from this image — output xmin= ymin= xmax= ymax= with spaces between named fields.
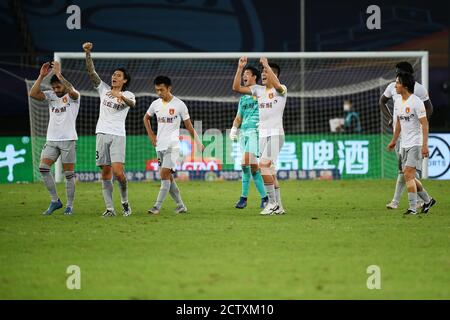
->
xmin=82 ymin=42 xmax=93 ymax=53
xmin=238 ymin=56 xmax=247 ymax=69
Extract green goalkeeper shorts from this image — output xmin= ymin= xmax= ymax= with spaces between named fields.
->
xmin=239 ymin=129 xmax=259 ymax=156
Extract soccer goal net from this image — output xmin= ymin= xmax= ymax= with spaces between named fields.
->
xmin=26 ymin=51 xmax=428 ymax=182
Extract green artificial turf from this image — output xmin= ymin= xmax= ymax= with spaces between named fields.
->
xmin=0 ymin=180 xmax=449 ymax=299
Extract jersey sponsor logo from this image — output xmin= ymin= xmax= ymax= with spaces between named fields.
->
xmin=398 ymin=114 xmax=415 ymax=122
xmin=51 ymin=106 xmax=67 ymax=113
xmin=157 ymin=116 xmax=178 ymax=123
xmin=259 ymin=102 xmax=273 ymax=109
xmin=242 ymin=101 xmax=258 ymax=110
xmin=102 ymin=99 xmax=124 ymax=111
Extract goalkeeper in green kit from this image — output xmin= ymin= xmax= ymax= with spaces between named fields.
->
xmin=230 ymin=62 xmax=268 ymax=209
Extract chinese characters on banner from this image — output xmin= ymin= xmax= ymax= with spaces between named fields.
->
xmin=302 ymin=140 xmax=369 ymax=175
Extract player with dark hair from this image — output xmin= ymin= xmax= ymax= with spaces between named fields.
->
xmin=395 ymin=61 xmax=414 ymax=74
xmin=144 ymin=76 xmax=204 ymax=215
xmin=83 ymin=42 xmax=136 ymax=217
xmin=229 ymin=65 xmax=268 ymax=209
xmin=379 ymin=61 xmax=434 ymax=210
xmin=387 ymin=72 xmax=436 ymax=215
xmin=233 ymin=57 xmax=287 ymax=215
xmin=28 ymin=61 xmax=80 ymax=215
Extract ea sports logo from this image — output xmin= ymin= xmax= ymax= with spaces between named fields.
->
xmin=428 ymin=135 xmax=450 ymax=179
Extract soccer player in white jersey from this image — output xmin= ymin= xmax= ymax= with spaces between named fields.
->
xmin=83 ymin=42 xmax=136 ymax=217
xmin=144 ymin=76 xmax=204 ymax=215
xmin=29 ymin=61 xmax=80 ymax=215
xmin=380 ymin=61 xmax=433 ymax=210
xmin=387 ymin=72 xmax=436 ymax=215
xmin=233 ymin=57 xmax=287 ymax=215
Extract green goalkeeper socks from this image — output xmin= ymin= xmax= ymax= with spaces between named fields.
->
xmin=252 ymin=169 xmax=267 ymax=198
xmin=241 ymin=166 xmax=251 ymax=197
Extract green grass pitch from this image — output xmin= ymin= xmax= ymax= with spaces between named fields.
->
xmin=0 ymin=179 xmax=449 ymax=299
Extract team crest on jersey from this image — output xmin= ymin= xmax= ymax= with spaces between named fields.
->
xmin=62 ymin=96 xmax=68 ymax=104
xmin=169 ymin=108 xmax=175 ymax=115
xmin=268 ymin=92 xmax=274 ymax=99
xmin=405 ymin=107 xmax=410 ymax=113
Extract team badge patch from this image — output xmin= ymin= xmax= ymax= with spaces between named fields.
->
xmin=62 ymin=97 xmax=68 ymax=104
xmin=268 ymin=93 xmax=274 ymax=99
xmin=169 ymin=108 xmax=175 ymax=115
xmin=405 ymin=107 xmax=410 ymax=113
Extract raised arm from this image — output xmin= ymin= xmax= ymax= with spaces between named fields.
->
xmin=260 ymin=57 xmax=283 ymax=93
xmin=184 ymin=119 xmax=204 ymax=151
xmin=232 ymin=57 xmax=252 ymax=95
xmin=52 ymin=61 xmax=79 ymax=100
xmin=419 ymin=116 xmax=429 ymax=158
xmin=82 ymin=42 xmax=101 ymax=88
xmin=28 ymin=62 xmax=52 ymax=101
xmin=143 ymin=113 xmax=157 ymax=147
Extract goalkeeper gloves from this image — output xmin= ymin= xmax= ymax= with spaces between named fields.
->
xmin=229 ymin=126 xmax=238 ymax=141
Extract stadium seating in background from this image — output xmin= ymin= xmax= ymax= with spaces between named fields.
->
xmin=0 ymin=2 xmax=24 ymax=60
xmin=22 ymin=0 xmax=264 ymax=53
xmin=316 ymin=6 xmax=445 ymax=51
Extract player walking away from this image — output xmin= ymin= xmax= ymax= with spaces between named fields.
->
xmin=229 ymin=64 xmax=268 ymax=209
xmin=380 ymin=61 xmax=433 ymax=210
xmin=83 ymin=42 xmax=136 ymax=217
xmin=233 ymin=57 xmax=287 ymax=215
xmin=144 ymin=76 xmax=204 ymax=215
xmin=387 ymin=72 xmax=436 ymax=215
xmin=28 ymin=61 xmax=80 ymax=215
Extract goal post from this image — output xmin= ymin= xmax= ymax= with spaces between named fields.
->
xmin=27 ymin=51 xmax=428 ymax=182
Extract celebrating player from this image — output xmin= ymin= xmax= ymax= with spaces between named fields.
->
xmin=387 ymin=72 xmax=436 ymax=215
xmin=144 ymin=76 xmax=204 ymax=215
xmin=28 ymin=61 xmax=80 ymax=215
xmin=229 ymin=64 xmax=268 ymax=209
xmin=83 ymin=42 xmax=136 ymax=217
xmin=233 ymin=57 xmax=287 ymax=215
xmin=380 ymin=61 xmax=433 ymax=210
